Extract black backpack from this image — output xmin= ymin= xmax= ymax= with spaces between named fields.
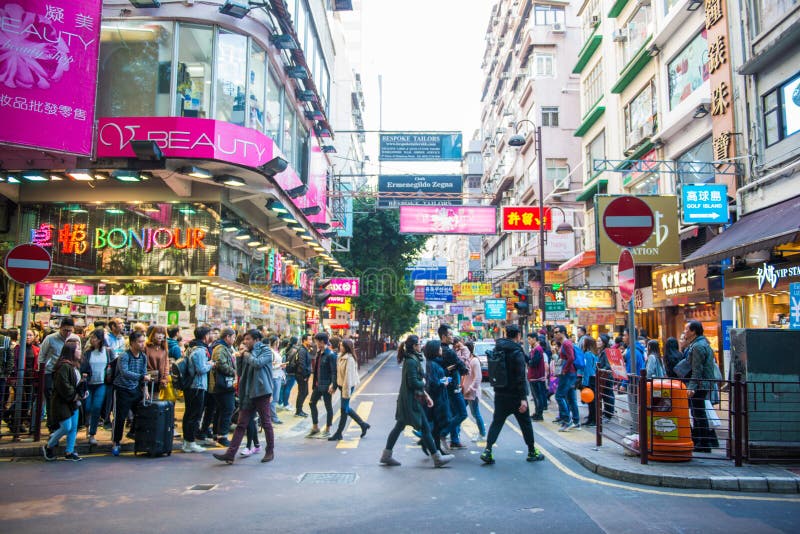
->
xmin=171 ymin=348 xmax=195 ymax=391
xmin=487 ymin=347 xmax=508 ymax=389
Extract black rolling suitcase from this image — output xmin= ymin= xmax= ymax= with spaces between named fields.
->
xmin=134 ymin=381 xmax=175 ymax=457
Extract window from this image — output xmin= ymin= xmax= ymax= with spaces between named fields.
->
xmin=755 ymin=0 xmax=798 ymax=34
xmin=581 ymin=0 xmax=601 ymax=43
xmin=676 ymin=137 xmax=714 ymax=185
xmin=282 ymin=98 xmax=296 ymax=162
xmin=667 ymin=30 xmax=709 ymax=110
xmin=621 ymin=5 xmax=652 ymax=66
xmin=265 ymin=70 xmax=282 ymax=143
xmin=215 ymin=30 xmax=247 ymax=126
xmin=582 ymin=61 xmax=603 ymax=113
xmin=546 ymin=158 xmax=569 ymax=181
xmin=585 ymin=131 xmax=605 ymax=183
xmin=175 ymin=24 xmax=213 ymax=118
xmin=534 ymin=4 xmax=566 ymax=26
xmin=541 ymin=107 xmax=559 ymax=127
xmin=664 ymin=0 xmax=682 ymax=14
xmin=98 ymin=21 xmax=174 ymax=118
xmin=534 ymin=53 xmax=555 ymax=77
xmin=624 ymin=80 xmax=657 ymax=150
xmin=763 ymin=72 xmax=800 ymax=147
xmin=248 ymin=44 xmax=267 ymax=132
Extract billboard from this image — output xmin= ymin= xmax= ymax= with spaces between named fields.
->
xmin=329 ymin=278 xmax=360 ymax=297
xmin=484 ymin=299 xmax=507 ymax=320
xmin=595 ymin=196 xmax=680 ymax=264
xmin=501 ymin=206 xmax=552 ymax=231
xmin=378 ymin=174 xmax=462 ymax=208
xmin=379 ymin=133 xmax=462 ymax=161
xmin=399 ymin=206 xmax=497 ymax=235
xmin=0 ymin=0 xmax=103 ymax=155
xmin=424 ymin=285 xmax=453 ymax=302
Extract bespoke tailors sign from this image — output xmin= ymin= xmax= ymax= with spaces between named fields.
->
xmin=378 ymin=175 xmax=462 ymax=208
xmin=379 ymin=133 xmax=462 ymax=161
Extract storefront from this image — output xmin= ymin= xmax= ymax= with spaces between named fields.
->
xmin=724 ymin=256 xmax=800 ymax=330
xmin=567 ymin=289 xmax=616 ymax=339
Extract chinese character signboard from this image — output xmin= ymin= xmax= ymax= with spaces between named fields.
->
xmin=595 ymin=196 xmax=680 ymax=264
xmin=501 ymin=282 xmax=518 ymax=298
xmin=652 ymin=265 xmax=710 ymax=306
xmin=682 ymin=183 xmax=729 ymax=224
xmin=377 ymin=175 xmax=462 ymax=208
xmin=790 ymin=283 xmax=800 ymax=330
xmin=501 ymin=207 xmax=552 ymax=232
xmin=399 ymin=206 xmax=497 ymax=235
xmin=456 ymin=282 xmax=492 ymax=297
xmin=424 ymin=285 xmax=453 ymax=302
xmin=379 ymin=133 xmax=462 ymax=161
xmin=484 ymin=299 xmax=507 ymax=320
xmin=543 ymin=285 xmax=566 ymax=312
xmin=0 ymin=0 xmax=102 ymax=155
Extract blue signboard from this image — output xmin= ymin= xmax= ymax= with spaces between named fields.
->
xmin=682 ymin=183 xmax=729 ymax=224
xmin=379 ymin=133 xmax=462 ymax=161
xmin=790 ymin=283 xmax=800 ymax=330
xmin=424 ymin=285 xmax=453 ymax=302
xmin=484 ymin=299 xmax=507 ymax=320
xmin=271 ymin=285 xmax=303 ymax=301
xmin=722 ymin=319 xmax=733 ymax=351
xmin=406 ymin=267 xmax=449 ymax=281
xmin=378 ymin=174 xmax=463 ymax=208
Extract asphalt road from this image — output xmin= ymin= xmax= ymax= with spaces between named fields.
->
xmin=1 ymin=355 xmax=799 ymax=534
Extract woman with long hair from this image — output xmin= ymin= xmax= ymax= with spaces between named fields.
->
xmin=462 ymin=340 xmax=486 ymax=440
xmin=42 ymin=341 xmax=86 ymax=461
xmin=268 ymin=335 xmax=285 ymax=425
xmin=424 ymin=339 xmax=454 ymax=454
xmin=80 ymin=329 xmax=113 ymax=445
xmin=663 ymin=337 xmax=684 ymax=378
xmin=596 ymin=334 xmax=615 ymax=421
xmin=580 ymin=337 xmax=599 ymax=427
xmin=380 ymin=335 xmax=453 ymax=468
xmin=145 ymin=325 xmax=170 ymax=396
xmin=645 ymin=339 xmax=666 ymax=379
xmin=279 ymin=336 xmax=300 ymax=410
xmin=329 ymin=338 xmax=369 ymax=441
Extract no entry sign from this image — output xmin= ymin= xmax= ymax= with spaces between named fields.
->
xmin=618 ymin=249 xmax=635 ymax=303
xmin=602 ymin=196 xmax=654 ymax=247
xmin=4 ymin=244 xmax=52 ymax=285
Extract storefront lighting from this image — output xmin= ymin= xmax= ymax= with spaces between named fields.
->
xmin=270 ymin=33 xmax=298 ymax=50
xmin=221 ymin=220 xmax=240 ymax=232
xmin=94 ymin=172 xmax=109 ymax=180
xmin=214 ymin=175 xmax=246 ymax=187
xmin=67 ymin=170 xmax=94 ymax=181
xmin=301 ymin=206 xmax=321 ymax=216
xmin=304 ymin=110 xmax=325 ymax=121
xmin=219 ymin=0 xmax=250 ymax=18
xmin=693 ymin=104 xmax=710 ymax=119
xmin=6 ymin=175 xmax=19 ymax=184
xmin=286 ymin=65 xmax=309 ymax=79
xmin=129 ymin=0 xmax=161 ymax=7
xmin=301 ymin=235 xmax=314 ymax=241
xmin=286 ymin=184 xmax=308 ymax=198
xmin=178 ymin=206 xmax=197 ymax=214
xmin=21 ymin=171 xmax=48 ymax=182
xmin=296 ymin=90 xmax=317 ymax=102
xmin=235 ymin=230 xmax=252 ymax=240
xmin=130 ymin=140 xmax=164 ymax=161
xmin=313 ymin=222 xmax=331 ymax=230
xmin=322 ymin=145 xmax=337 ymax=154
xmin=247 ymin=240 xmax=261 ymax=247
xmin=105 ymin=208 xmax=125 ymax=215
xmin=139 ymin=204 xmax=160 ymax=213
xmin=256 ymin=245 xmax=270 ymax=252
xmin=686 ymin=0 xmax=703 ymax=10
xmin=260 ymin=157 xmax=288 ymax=177
xmin=266 ymin=199 xmax=289 ymax=214
xmin=100 ymin=279 xmax=113 ymax=283
xmin=113 ymin=170 xmax=142 ymax=182
xmin=178 ymin=166 xmax=213 ymax=179
xmin=133 ymin=279 xmax=148 ymax=284
xmin=66 ymin=204 xmax=88 ymax=213
xmin=49 ymin=173 xmax=64 ymax=181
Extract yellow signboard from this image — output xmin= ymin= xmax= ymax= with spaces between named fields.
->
xmin=595 ymin=195 xmax=680 ymax=264
xmin=501 ymin=282 xmax=518 ymax=298
xmin=457 ymin=282 xmax=493 ymax=296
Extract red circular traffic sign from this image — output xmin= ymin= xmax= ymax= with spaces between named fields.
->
xmin=4 ymin=244 xmax=52 ymax=285
xmin=618 ymin=249 xmax=635 ymax=303
xmin=602 ymin=196 xmax=655 ymax=247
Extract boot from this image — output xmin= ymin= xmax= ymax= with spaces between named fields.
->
xmin=350 ymin=411 xmax=370 ymax=438
xmin=261 ymin=449 xmax=274 ymax=463
xmin=379 ymin=448 xmax=401 ymax=466
xmin=328 ymin=416 xmax=347 ymax=441
xmin=213 ymin=451 xmax=235 ymax=465
xmin=432 ymin=451 xmax=454 ymax=468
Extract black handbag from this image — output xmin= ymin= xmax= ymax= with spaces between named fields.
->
xmin=674 ymin=357 xmax=692 ymax=379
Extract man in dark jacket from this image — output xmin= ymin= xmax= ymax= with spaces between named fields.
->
xmin=480 ymin=325 xmax=545 ymax=464
xmin=111 ymin=332 xmax=151 ymax=457
xmin=306 ymin=332 xmax=337 ymax=438
xmin=684 ymin=320 xmax=717 ymax=452
xmin=294 ymin=334 xmax=312 ymax=417
xmin=438 ymin=324 xmax=468 ymax=450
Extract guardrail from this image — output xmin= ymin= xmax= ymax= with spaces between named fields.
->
xmin=0 ymin=370 xmax=45 ymax=442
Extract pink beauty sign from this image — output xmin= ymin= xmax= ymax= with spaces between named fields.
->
xmin=0 ymin=0 xmax=102 ymax=155
xmin=399 ymin=206 xmax=497 ymax=235
xmin=35 ymin=281 xmax=93 ymax=296
xmin=329 ymin=278 xmax=359 ymax=297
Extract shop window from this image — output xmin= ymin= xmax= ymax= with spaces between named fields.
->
xmin=295 ymin=122 xmax=309 ymax=179
xmin=295 ymin=0 xmax=308 ymax=52
xmin=248 ymin=43 xmax=267 ymax=132
xmin=585 ymin=130 xmax=605 ymax=183
xmin=676 ymin=137 xmax=715 ymax=185
xmin=541 ymin=106 xmax=559 ymax=127
xmin=624 ymin=80 xmax=657 ymax=150
xmin=215 ymin=30 xmax=247 ymax=126
xmin=176 ymin=24 xmax=213 ymax=118
xmin=763 ymin=72 xmax=800 ymax=147
xmin=265 ymin=70 xmax=282 ymax=144
xmin=534 ymin=4 xmax=565 ymax=26
xmin=667 ymin=30 xmax=709 ymax=110
xmin=98 ymin=21 xmax=174 ymax=118
xmin=621 ymin=4 xmax=652 ymax=66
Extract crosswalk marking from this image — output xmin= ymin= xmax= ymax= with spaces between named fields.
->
xmin=336 ymin=401 xmax=373 ymax=449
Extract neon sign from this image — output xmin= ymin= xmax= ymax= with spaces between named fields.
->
xmin=94 ymin=227 xmax=206 ymax=251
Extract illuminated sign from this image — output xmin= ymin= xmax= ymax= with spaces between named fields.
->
xmin=329 ymin=278 xmax=360 ymax=297
xmin=399 ymin=206 xmax=497 ymax=235
xmin=566 ymin=289 xmax=615 ymax=309
xmin=501 ymin=206 xmax=552 ymax=232
xmin=95 ymin=227 xmax=206 ymax=251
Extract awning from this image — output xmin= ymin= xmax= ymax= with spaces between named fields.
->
xmin=683 ymin=195 xmax=800 ymax=267
xmin=558 ymin=250 xmax=596 ymax=271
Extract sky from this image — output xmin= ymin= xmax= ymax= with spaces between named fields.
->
xmin=358 ymin=0 xmax=494 ymax=144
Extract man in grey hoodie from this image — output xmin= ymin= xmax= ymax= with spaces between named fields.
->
xmin=182 ymin=327 xmax=215 ymax=453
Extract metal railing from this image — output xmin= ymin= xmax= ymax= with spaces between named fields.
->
xmin=0 ymin=370 xmax=45 ymax=442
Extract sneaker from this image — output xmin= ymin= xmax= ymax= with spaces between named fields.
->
xmin=272 ymin=418 xmax=283 ymax=425
xmin=65 ymin=452 xmax=83 ymax=462
xmin=449 ymin=442 xmax=468 ymax=450
xmin=112 ymin=445 xmax=121 ymax=457
xmin=239 ymin=447 xmax=252 ymax=457
xmin=189 ymin=441 xmax=206 ymax=453
xmin=251 ymin=445 xmax=262 ymax=454
xmin=479 ymin=449 xmax=495 ymax=464
xmin=42 ymin=445 xmax=56 ymax=461
xmin=470 ymin=434 xmax=486 ymax=442
xmin=526 ymin=449 xmax=545 ymax=462
xmin=306 ymin=428 xmax=320 ymax=438
xmin=567 ymin=422 xmax=581 ymax=431
xmin=552 ymin=418 xmax=566 ymax=424
xmin=319 ymin=430 xmax=330 ymax=438
xmin=88 ymin=436 xmax=98 ymax=446
xmin=294 ymin=411 xmax=308 ymax=418
xmin=200 ymin=437 xmax=217 ymax=446
xmin=217 ymin=437 xmax=230 ymax=447
xmin=558 ymin=423 xmax=571 ymax=432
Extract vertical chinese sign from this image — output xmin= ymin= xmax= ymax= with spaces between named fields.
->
xmin=0 ymin=0 xmax=102 ymax=155
xmin=705 ymin=0 xmax=736 ymax=192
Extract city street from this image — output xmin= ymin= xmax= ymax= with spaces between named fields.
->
xmin=1 ymin=355 xmax=798 ymax=534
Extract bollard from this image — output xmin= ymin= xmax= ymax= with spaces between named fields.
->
xmin=733 ymin=372 xmax=743 ymax=467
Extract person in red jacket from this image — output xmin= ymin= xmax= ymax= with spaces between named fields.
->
xmin=526 ymin=333 xmax=548 ymax=421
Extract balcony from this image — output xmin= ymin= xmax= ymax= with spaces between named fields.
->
xmin=573 ymin=30 xmax=602 ymax=74
xmin=574 ymin=101 xmax=606 ymax=138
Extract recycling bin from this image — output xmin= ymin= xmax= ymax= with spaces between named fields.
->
xmin=646 ymin=379 xmax=694 ymax=462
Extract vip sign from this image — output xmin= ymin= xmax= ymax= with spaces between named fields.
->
xmin=756 ymin=263 xmax=800 ymax=290
xmin=595 ymin=196 xmax=680 ymax=264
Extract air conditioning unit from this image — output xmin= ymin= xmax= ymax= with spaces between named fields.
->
xmin=500 ymin=72 xmax=511 ymax=79
xmin=612 ymin=29 xmax=628 ymax=42
xmin=590 ymin=15 xmax=600 ymax=27
xmin=552 ymin=23 xmax=565 ymax=33
xmin=553 ymin=173 xmax=570 ymax=192
xmin=516 ymin=67 xmax=530 ymax=78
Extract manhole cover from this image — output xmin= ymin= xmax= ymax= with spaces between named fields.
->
xmin=188 ymin=484 xmax=217 ymax=491
xmin=299 ymin=472 xmax=358 ymax=484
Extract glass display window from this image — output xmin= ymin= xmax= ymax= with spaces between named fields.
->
xmin=667 ymin=30 xmax=709 ymax=110
xmin=176 ymin=24 xmax=213 ymax=118
xmin=215 ymin=29 xmax=248 ymax=126
xmin=249 ymin=44 xmax=267 ymax=132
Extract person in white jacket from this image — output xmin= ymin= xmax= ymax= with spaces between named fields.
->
xmin=462 ymin=341 xmax=486 ymax=441
xmin=328 ymin=339 xmax=370 ymax=441
xmin=268 ymin=335 xmax=286 ymax=425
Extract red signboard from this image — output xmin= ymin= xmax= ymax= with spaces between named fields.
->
xmin=602 ymin=196 xmax=654 ymax=247
xmin=618 ymin=249 xmax=635 ymax=303
xmin=605 ymin=348 xmax=627 ymax=381
xmin=4 ymin=244 xmax=52 ymax=284
xmin=501 ymin=206 xmax=552 ymax=232
xmin=414 ymin=286 xmax=425 ymax=301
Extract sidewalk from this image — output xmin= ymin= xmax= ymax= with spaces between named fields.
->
xmin=0 ymin=351 xmax=394 ymax=459
xmin=483 ymin=388 xmax=800 ymax=494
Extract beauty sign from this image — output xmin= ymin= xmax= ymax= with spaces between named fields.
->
xmin=0 ymin=0 xmax=102 ymax=155
xmin=328 ymin=278 xmax=360 ymax=297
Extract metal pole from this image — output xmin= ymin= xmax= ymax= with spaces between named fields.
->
xmin=536 ymin=126 xmax=546 ymax=328
xmin=522 ymin=269 xmax=529 ymax=354
xmin=14 ymin=283 xmax=31 ymax=432
xmin=627 ymin=250 xmax=638 ymax=433
xmin=638 ymin=369 xmax=648 ymax=464
xmin=733 ymin=372 xmax=743 ymax=467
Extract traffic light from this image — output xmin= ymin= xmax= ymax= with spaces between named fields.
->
xmin=313 ymin=278 xmax=331 ymax=307
xmin=513 ymin=288 xmax=530 ymax=316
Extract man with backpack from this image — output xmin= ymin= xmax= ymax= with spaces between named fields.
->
xmin=480 ymin=324 xmax=545 ymax=465
xmin=181 ymin=327 xmax=215 ymax=453
xmin=110 ymin=332 xmax=151 ymax=456
xmin=554 ymin=325 xmax=581 ymax=432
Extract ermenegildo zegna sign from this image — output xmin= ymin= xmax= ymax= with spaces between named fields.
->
xmin=724 ymin=259 xmax=800 ymax=297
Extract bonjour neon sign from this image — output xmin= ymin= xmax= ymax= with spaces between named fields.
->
xmin=94 ymin=227 xmax=206 ymax=251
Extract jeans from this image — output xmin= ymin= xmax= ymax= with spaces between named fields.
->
xmin=47 ymin=409 xmax=79 ymax=453
xmin=585 ymin=376 xmax=597 ymax=423
xmin=486 ymin=394 xmax=535 ymax=451
xmin=279 ymin=375 xmax=296 ymax=407
xmin=447 ymin=391 xmax=468 ymax=444
xmin=113 ymin=387 xmax=142 ymax=444
xmin=214 ymin=390 xmax=235 ymax=439
xmin=86 ymin=383 xmax=106 ymax=436
xmin=467 ymin=398 xmax=485 ymax=435
xmin=556 ymin=373 xmax=579 ymax=424
xmin=530 ymin=381 xmax=547 ymax=417
xmin=271 ymin=375 xmax=285 ymax=420
xmin=295 ymin=375 xmax=309 ymax=414
xmin=309 ymin=387 xmax=333 ymax=427
xmin=182 ymin=388 xmax=206 ymax=442
xmin=225 ymin=395 xmax=274 ymax=455
xmin=386 ymin=415 xmax=436 ymax=453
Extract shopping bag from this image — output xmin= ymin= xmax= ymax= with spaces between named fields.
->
xmin=705 ymin=399 xmax=721 ymax=427
xmin=159 ymin=377 xmax=177 ymax=402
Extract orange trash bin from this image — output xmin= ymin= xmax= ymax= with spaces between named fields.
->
xmin=646 ymin=379 xmax=694 ymax=462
